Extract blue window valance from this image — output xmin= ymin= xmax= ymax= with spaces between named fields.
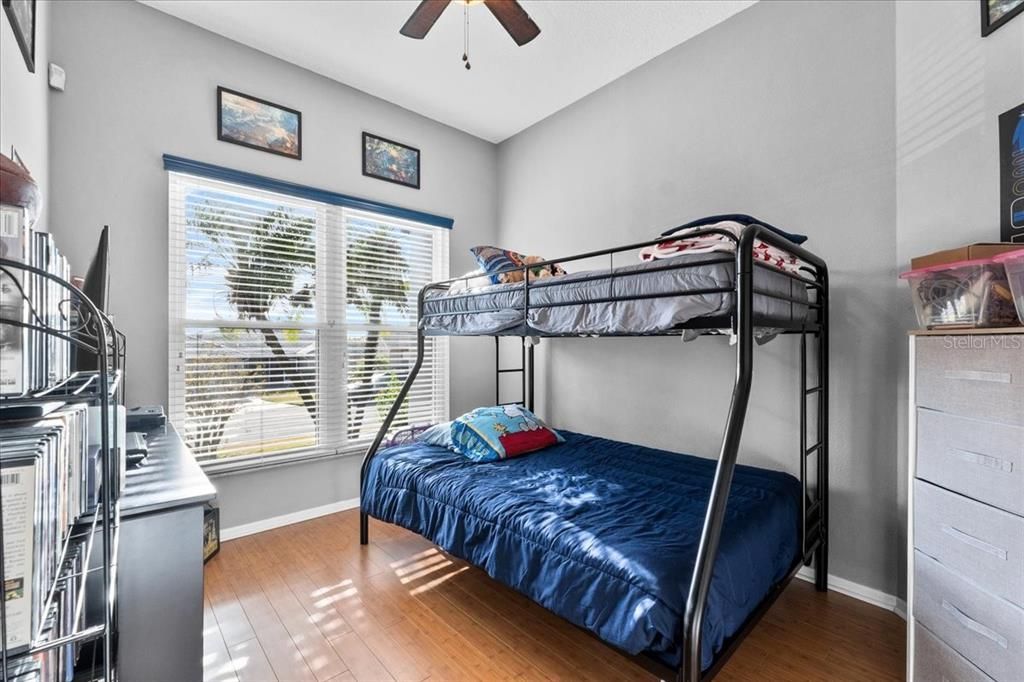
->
xmin=162 ymin=154 xmax=454 ymax=229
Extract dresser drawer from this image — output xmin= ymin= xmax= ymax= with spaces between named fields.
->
xmin=915 ymin=480 xmax=1024 ymax=608
xmin=915 ymin=335 xmax=1024 ymax=426
xmin=914 ymin=551 xmax=1024 ymax=681
xmin=914 ymin=622 xmax=994 ymax=682
xmin=916 ymin=409 xmax=1024 ymax=516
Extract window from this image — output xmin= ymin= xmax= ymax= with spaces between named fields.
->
xmin=168 ymin=172 xmax=448 ymax=471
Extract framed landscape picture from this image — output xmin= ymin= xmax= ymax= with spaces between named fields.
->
xmin=363 ymin=132 xmax=420 ymax=189
xmin=982 ymin=0 xmax=1024 ymax=35
xmin=218 ymin=87 xmax=302 ymax=159
xmin=2 ymin=0 xmax=36 ymax=72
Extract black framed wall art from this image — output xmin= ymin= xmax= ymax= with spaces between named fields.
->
xmin=999 ymin=102 xmax=1024 ymax=243
xmin=982 ymin=0 xmax=1024 ymax=35
xmin=217 ymin=87 xmax=302 ymax=160
xmin=2 ymin=0 xmax=35 ymax=72
xmin=362 ymin=132 xmax=421 ymax=189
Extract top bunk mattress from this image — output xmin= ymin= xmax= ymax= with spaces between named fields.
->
xmin=361 ymin=430 xmax=802 ymax=671
xmin=421 ymin=251 xmax=810 ymax=336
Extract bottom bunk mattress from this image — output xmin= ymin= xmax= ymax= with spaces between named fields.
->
xmin=361 ymin=430 xmax=802 ymax=671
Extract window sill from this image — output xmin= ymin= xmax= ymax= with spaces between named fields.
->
xmin=202 ymin=445 xmax=365 ymax=478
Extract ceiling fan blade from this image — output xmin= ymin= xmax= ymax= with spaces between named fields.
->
xmin=400 ymin=0 xmax=451 ymax=39
xmin=483 ymin=0 xmax=540 ymax=46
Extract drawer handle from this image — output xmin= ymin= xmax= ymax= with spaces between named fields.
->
xmin=943 ymin=369 xmax=1011 ymax=384
xmin=952 ymin=447 xmax=1014 ymax=473
xmin=941 ymin=524 xmax=1008 ymax=560
xmin=941 ymin=600 xmax=1008 ymax=649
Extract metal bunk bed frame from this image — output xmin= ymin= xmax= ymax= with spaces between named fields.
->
xmin=358 ymin=224 xmax=829 ymax=682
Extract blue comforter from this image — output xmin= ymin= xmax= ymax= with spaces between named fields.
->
xmin=362 ymin=430 xmax=801 ymax=670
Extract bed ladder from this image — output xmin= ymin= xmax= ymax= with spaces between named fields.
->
xmin=800 ymin=330 xmax=828 ymax=579
xmin=494 ymin=336 xmax=534 ymax=411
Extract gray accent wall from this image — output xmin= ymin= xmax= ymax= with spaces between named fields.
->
xmin=495 ymin=0 xmax=902 ymax=595
xmin=47 ymin=0 xmax=498 ymax=529
xmin=894 ymin=0 xmax=1024 ymax=598
xmin=1 ymin=0 xmax=50 ymax=231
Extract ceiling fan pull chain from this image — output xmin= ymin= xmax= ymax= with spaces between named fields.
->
xmin=463 ymin=2 xmax=471 ymax=70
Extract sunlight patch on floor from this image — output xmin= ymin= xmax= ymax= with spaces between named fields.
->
xmin=388 ymin=547 xmax=441 ymax=569
xmin=394 ymin=553 xmax=448 ymax=578
xmin=409 ymin=565 xmax=470 ymax=596
xmin=311 ymin=578 xmax=353 ymax=598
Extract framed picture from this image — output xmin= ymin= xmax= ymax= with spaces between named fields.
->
xmin=203 ymin=506 xmax=220 ymax=563
xmin=218 ymin=86 xmax=302 ymax=160
xmin=999 ymin=102 xmax=1024 ymax=243
xmin=982 ymin=0 xmax=1024 ymax=35
xmin=2 ymin=0 xmax=35 ymax=73
xmin=362 ymin=132 xmax=421 ymax=189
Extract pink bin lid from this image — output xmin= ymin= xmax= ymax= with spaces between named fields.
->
xmin=992 ymin=248 xmax=1024 ymax=264
xmin=899 ymin=255 xmax=1001 ymax=279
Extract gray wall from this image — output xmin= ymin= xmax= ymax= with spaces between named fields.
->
xmin=1 ymin=0 xmax=50 ymax=231
xmin=893 ymin=0 xmax=1024 ymax=597
xmin=48 ymin=0 xmax=499 ymax=529
xmin=496 ymin=0 xmax=902 ymax=595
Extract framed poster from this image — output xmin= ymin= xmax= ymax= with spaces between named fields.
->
xmin=362 ymin=132 xmax=420 ymax=189
xmin=999 ymin=103 xmax=1024 ymax=243
xmin=982 ymin=0 xmax=1024 ymax=35
xmin=218 ymin=87 xmax=302 ymax=160
xmin=2 ymin=0 xmax=35 ymax=72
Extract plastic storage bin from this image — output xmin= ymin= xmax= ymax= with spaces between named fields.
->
xmin=900 ymin=257 xmax=1020 ymax=328
xmin=994 ymin=249 xmax=1024 ymax=325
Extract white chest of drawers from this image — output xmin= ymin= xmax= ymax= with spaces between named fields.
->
xmin=907 ymin=329 xmax=1024 ymax=682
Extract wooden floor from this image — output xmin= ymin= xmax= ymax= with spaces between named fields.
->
xmin=203 ymin=509 xmax=905 ymax=682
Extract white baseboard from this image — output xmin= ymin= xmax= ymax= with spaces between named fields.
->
xmin=221 ymin=496 xmax=360 ymax=541
xmin=797 ymin=566 xmax=907 ymax=620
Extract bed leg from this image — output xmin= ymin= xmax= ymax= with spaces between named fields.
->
xmin=360 ymin=511 xmax=369 ymax=545
xmin=814 ymin=540 xmax=827 ymax=592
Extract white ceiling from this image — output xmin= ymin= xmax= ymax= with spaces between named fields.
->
xmin=140 ymin=0 xmax=755 ymax=143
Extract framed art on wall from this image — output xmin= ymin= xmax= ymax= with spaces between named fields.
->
xmin=2 ymin=0 xmax=35 ymax=72
xmin=217 ymin=87 xmax=302 ymax=160
xmin=362 ymin=132 xmax=421 ymax=189
xmin=981 ymin=0 xmax=1024 ymax=35
xmin=999 ymin=102 xmax=1024 ymax=243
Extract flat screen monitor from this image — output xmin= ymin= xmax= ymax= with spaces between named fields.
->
xmin=75 ymin=225 xmax=109 ymax=371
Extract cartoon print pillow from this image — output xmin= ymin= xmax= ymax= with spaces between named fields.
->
xmin=449 ymin=405 xmax=564 ymax=462
xmin=469 ymin=245 xmax=568 ymax=285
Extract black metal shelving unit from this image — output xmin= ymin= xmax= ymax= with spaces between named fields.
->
xmin=358 ymin=224 xmax=829 ymax=682
xmin=0 ymin=257 xmax=124 ymax=682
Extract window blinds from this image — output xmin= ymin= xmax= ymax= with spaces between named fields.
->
xmin=168 ymin=172 xmax=449 ymax=472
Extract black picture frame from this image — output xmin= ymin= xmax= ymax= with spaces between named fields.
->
xmin=981 ymin=0 xmax=1024 ymax=36
xmin=203 ymin=506 xmax=220 ymax=563
xmin=217 ymin=86 xmax=302 ymax=160
xmin=362 ymin=132 xmax=421 ymax=189
xmin=999 ymin=102 xmax=1024 ymax=243
xmin=2 ymin=0 xmax=35 ymax=73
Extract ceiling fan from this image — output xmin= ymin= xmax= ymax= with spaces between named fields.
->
xmin=400 ymin=0 xmax=540 ymax=69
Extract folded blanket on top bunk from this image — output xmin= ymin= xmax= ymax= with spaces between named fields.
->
xmin=362 ymin=430 xmax=802 ymax=671
xmin=421 ymin=251 xmax=810 ymax=336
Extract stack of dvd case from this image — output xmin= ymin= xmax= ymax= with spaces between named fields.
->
xmin=1 ymin=206 xmax=73 ymax=398
xmin=1 ymin=404 xmax=93 ymax=682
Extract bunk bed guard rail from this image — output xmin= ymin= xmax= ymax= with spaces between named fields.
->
xmin=357 ymin=224 xmax=829 ymax=682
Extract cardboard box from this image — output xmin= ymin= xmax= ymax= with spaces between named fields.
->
xmin=911 ymin=243 xmax=1022 ymax=270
